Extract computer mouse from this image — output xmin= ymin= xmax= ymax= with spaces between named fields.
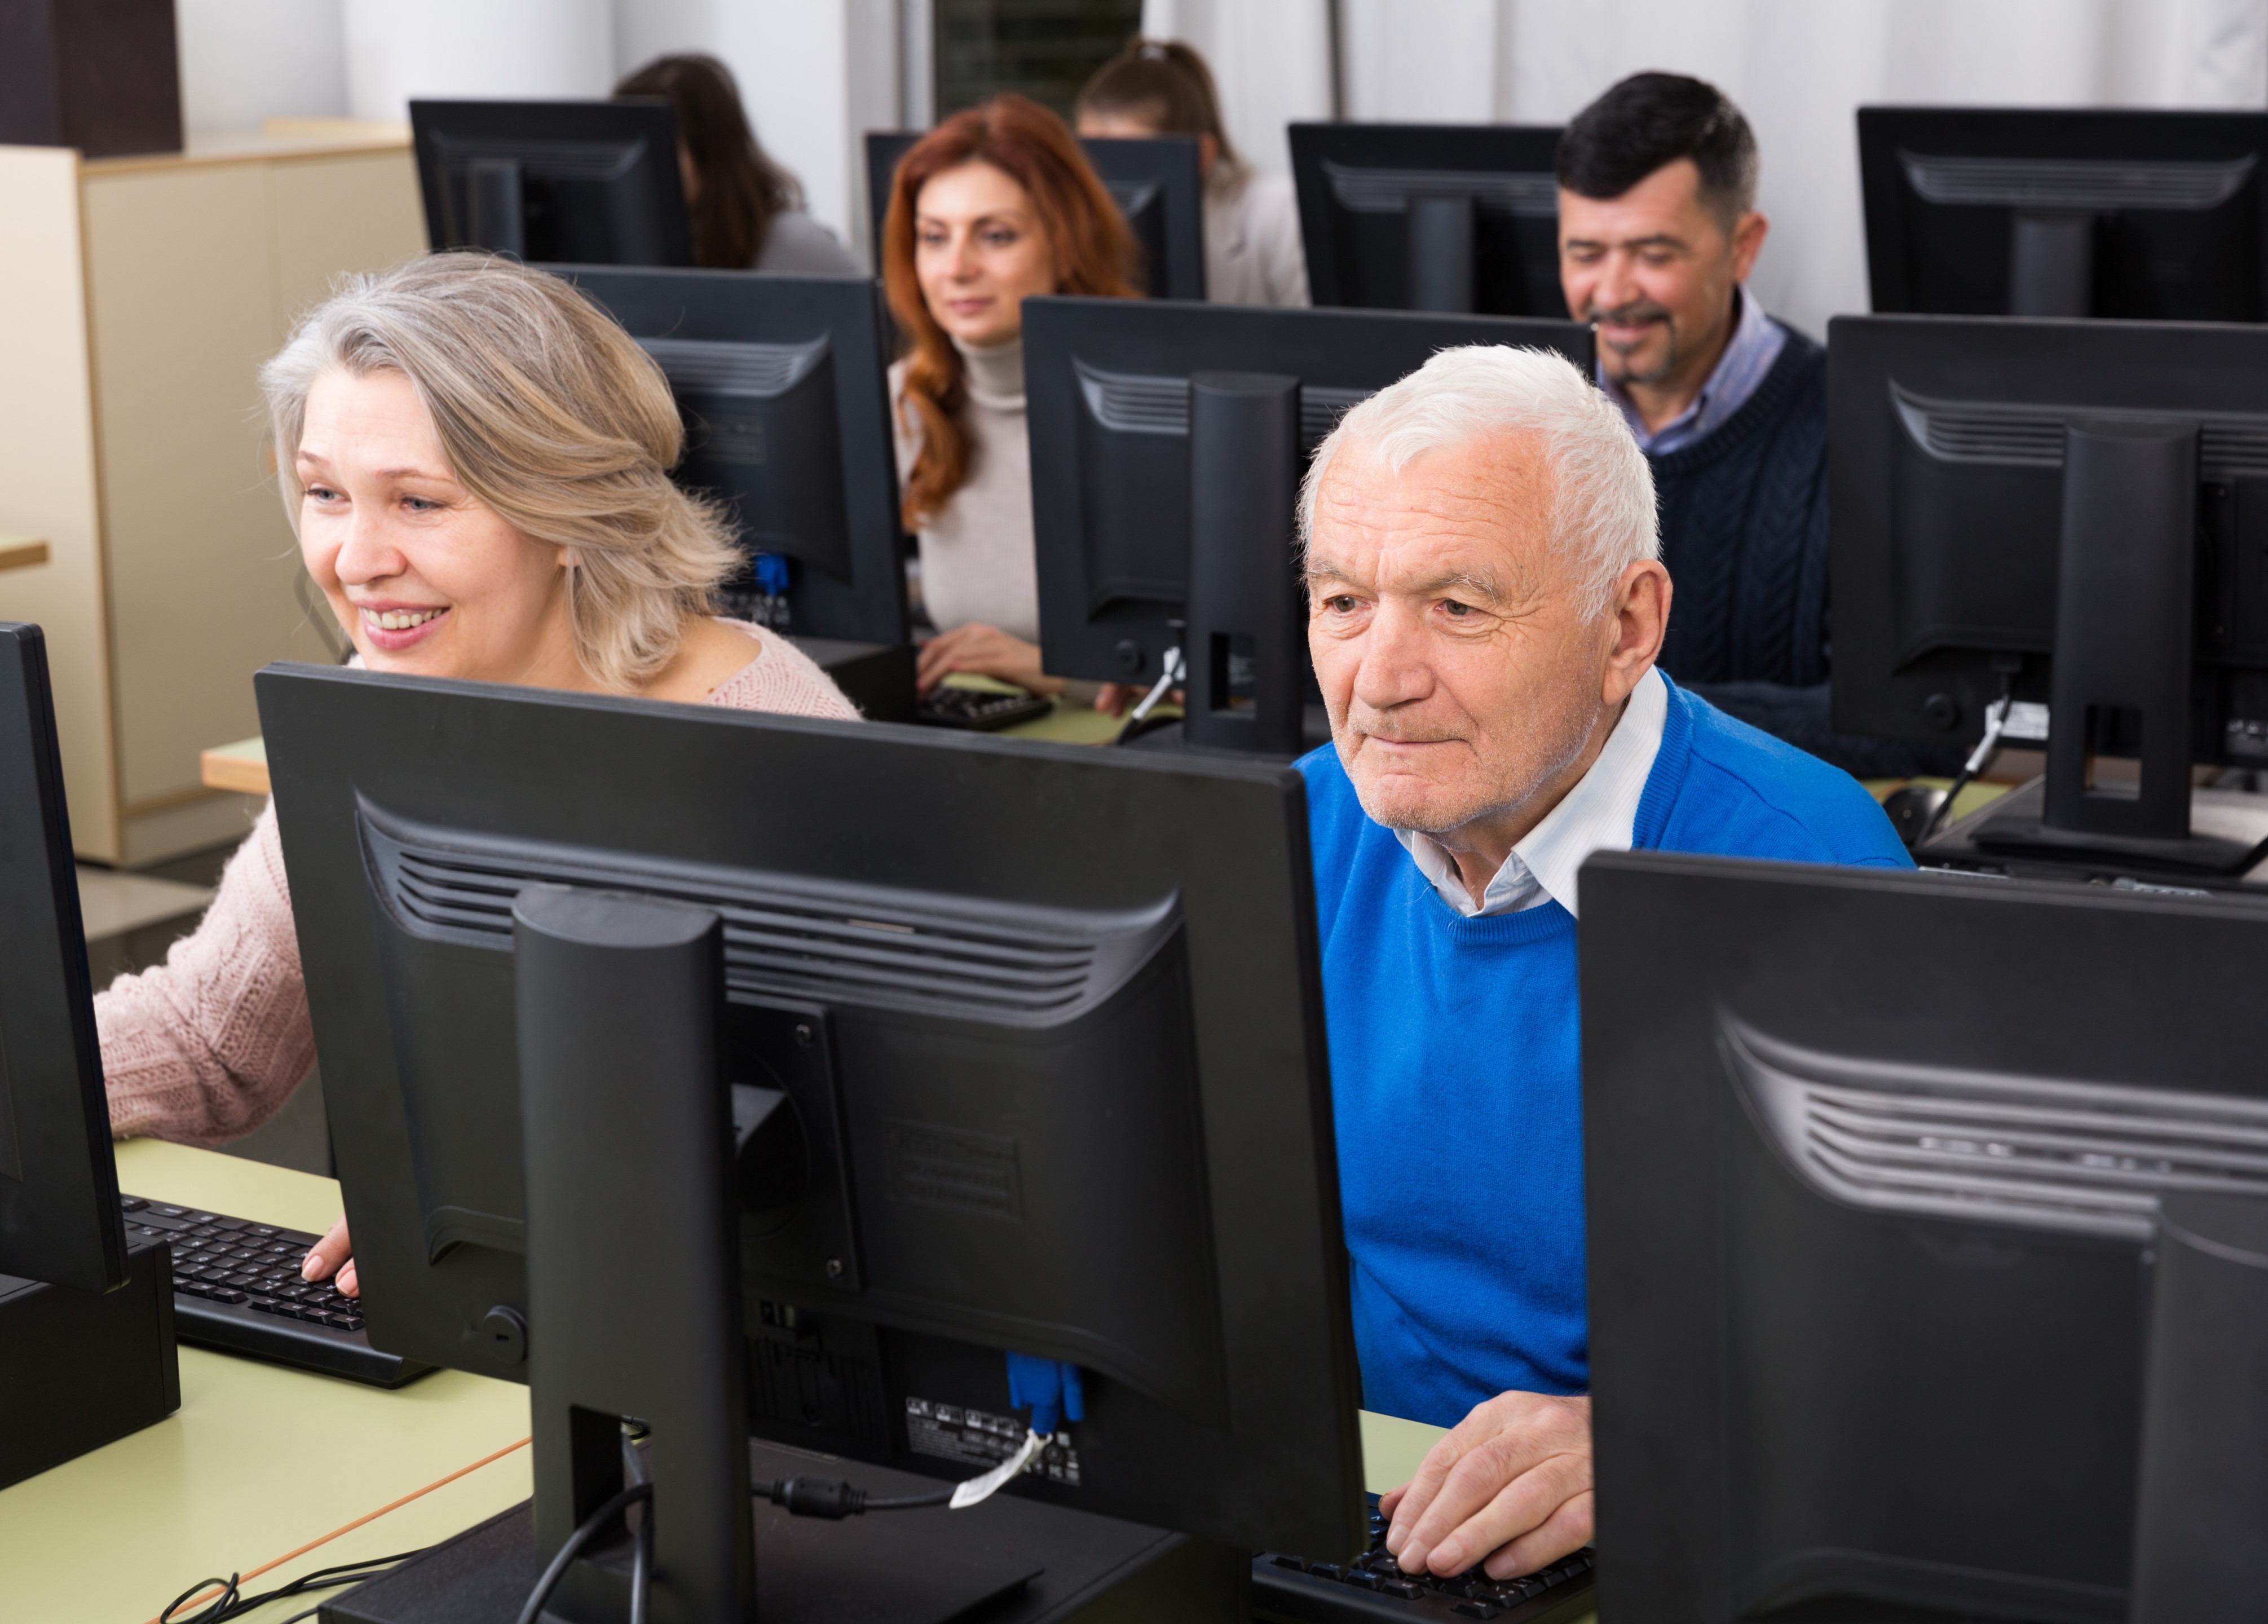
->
xmin=1881 ymin=783 xmax=1951 ymax=850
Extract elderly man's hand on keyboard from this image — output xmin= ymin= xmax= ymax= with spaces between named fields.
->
xmin=1380 ymin=1392 xmax=1592 ymax=1582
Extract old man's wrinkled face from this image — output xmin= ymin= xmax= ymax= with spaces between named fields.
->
xmin=1303 ymin=433 xmax=1632 ymax=841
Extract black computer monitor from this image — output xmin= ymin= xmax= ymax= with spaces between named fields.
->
xmin=1025 ymin=296 xmax=1593 ymax=754
xmin=864 ymin=130 xmax=1207 ymax=299
xmin=1290 ymin=123 xmax=1567 ymax=317
xmin=1859 ymin=107 xmax=2268 ymax=321
xmin=554 ymin=267 xmax=908 ymax=648
xmin=258 ymin=662 xmax=1363 ymax=1602
xmin=1582 ymin=849 xmax=2268 ymax=1623
xmin=411 ymin=99 xmax=693 ymax=267
xmin=1829 ymin=313 xmax=2268 ymax=876
xmin=0 ymin=622 xmax=178 ymax=1489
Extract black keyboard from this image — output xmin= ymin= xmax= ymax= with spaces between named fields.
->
xmin=915 ymin=685 xmax=1054 ymax=731
xmin=120 ymin=1195 xmax=433 ymax=1389
xmin=1254 ymin=1498 xmax=1595 ymax=1622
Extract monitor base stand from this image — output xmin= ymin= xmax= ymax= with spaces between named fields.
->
xmin=1928 ymin=777 xmax=2268 ymax=881
xmin=325 ymin=1439 xmax=1247 ymax=1624
xmin=0 ymin=1239 xmax=178 ymax=1491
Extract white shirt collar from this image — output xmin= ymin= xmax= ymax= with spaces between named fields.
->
xmin=1393 ymin=666 xmax=1669 ymax=921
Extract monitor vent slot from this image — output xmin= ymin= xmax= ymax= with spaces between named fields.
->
xmin=1891 ymin=387 xmax=2268 ymax=481
xmin=432 ymin=134 xmax=647 ymax=182
xmin=1721 ymin=1016 xmax=2268 ymax=1241
xmin=1320 ymin=160 xmax=1559 ymax=218
xmin=1077 ymin=363 xmax=1372 ymax=446
xmin=1101 ymin=178 xmax=1162 ymax=218
xmin=639 ymin=335 xmax=830 ymax=398
xmin=1302 ymin=386 xmax=1370 ymax=447
xmin=360 ymin=799 xmax=1178 ymax=1027
xmin=1896 ymin=151 xmax=2255 ymax=212
xmin=1076 ymin=361 xmax=1188 ymax=435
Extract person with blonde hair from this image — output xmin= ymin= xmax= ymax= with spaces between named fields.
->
xmin=98 ymin=253 xmax=859 ymax=1294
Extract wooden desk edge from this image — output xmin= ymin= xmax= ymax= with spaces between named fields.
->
xmin=199 ymin=749 xmax=272 ymax=797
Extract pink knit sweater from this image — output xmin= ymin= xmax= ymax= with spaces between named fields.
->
xmin=99 ymin=624 xmax=861 ymax=1145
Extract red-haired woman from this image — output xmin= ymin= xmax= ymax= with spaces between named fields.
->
xmin=881 ymin=95 xmax=1137 ymax=702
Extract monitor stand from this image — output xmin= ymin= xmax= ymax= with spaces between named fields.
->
xmin=0 ymin=1238 xmax=179 ymax=1490
xmin=1970 ymin=419 xmax=2268 ymax=875
xmin=1923 ymin=776 xmax=2268 ymax=884
xmin=322 ymin=1438 xmax=1243 ymax=1624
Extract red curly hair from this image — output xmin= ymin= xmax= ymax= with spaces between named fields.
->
xmin=883 ymin=94 xmax=1138 ymax=529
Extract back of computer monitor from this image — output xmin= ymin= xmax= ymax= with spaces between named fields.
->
xmin=0 ymin=624 xmax=127 ymax=1294
xmin=412 ymin=100 xmax=693 ymax=267
xmin=1582 ymin=850 xmax=2268 ymax=1623
xmin=259 ymin=661 xmax=1364 ymax=1559
xmin=557 ymin=266 xmax=908 ymax=646
xmin=1860 ymin=107 xmax=2268 ymax=321
xmin=864 ymin=130 xmax=1206 ymax=299
xmin=1829 ymin=314 xmax=2268 ymax=767
xmin=1025 ymin=297 xmax=1594 ymax=691
xmin=1291 ymin=123 xmax=1567 ymax=316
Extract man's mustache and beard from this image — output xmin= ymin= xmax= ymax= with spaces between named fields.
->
xmin=1580 ymin=294 xmax=1682 ymax=387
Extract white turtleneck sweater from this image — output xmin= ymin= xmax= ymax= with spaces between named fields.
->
xmin=888 ymin=334 xmax=1038 ymax=643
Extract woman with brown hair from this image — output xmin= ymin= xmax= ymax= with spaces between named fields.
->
xmin=614 ymin=53 xmax=855 ymax=275
xmin=881 ymin=94 xmax=1138 ymax=701
xmin=1078 ymin=38 xmax=1308 ymax=308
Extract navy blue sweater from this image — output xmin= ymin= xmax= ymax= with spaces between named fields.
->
xmin=1299 ymin=679 xmax=1909 ymax=1426
xmin=1649 ymin=323 xmax=1958 ymax=775
xmin=1651 ymin=320 xmax=1829 ymax=689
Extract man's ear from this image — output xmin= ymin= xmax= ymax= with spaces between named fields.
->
xmin=1601 ymin=559 xmax=1671 ymax=707
xmin=1730 ymin=210 xmax=1768 ymax=284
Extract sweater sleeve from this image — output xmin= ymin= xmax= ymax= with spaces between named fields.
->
xmin=96 ymin=804 xmax=317 ymax=1146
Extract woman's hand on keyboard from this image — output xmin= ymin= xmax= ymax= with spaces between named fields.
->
xmin=300 ymin=1216 xmax=359 ymax=1298
xmin=915 ymin=623 xmax=1065 ymax=698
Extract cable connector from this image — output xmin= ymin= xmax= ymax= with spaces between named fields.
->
xmin=760 ymin=1475 xmax=953 ymax=1518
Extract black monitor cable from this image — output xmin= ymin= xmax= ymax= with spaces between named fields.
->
xmin=523 ymin=1425 xmax=1057 ymax=1623
xmin=1916 ymin=674 xmax=2016 ymax=849
xmin=158 ymin=1546 xmax=432 ymax=1624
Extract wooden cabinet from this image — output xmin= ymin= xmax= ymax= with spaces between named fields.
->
xmin=0 ymin=125 xmax=424 ymax=864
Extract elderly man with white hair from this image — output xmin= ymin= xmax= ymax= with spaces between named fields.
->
xmin=1297 ymin=345 xmax=1908 ymax=1583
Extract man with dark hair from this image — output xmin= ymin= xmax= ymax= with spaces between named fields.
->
xmin=1552 ymin=72 xmax=1924 ymax=775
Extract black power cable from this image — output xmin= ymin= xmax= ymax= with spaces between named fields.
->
xmin=158 ymin=1548 xmax=430 ymax=1624
xmin=515 ymin=1480 xmax=654 ymax=1624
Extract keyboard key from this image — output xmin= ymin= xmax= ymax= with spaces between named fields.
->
xmin=206 ymin=1288 xmax=249 ymax=1304
xmin=135 ymin=1212 xmax=191 ymax=1232
xmin=151 ymin=1205 xmax=188 ymax=1219
xmin=209 ymin=1215 xmax=245 ymax=1231
xmin=118 ymin=1197 xmax=147 ymax=1212
xmin=250 ymin=1299 xmax=298 ymax=1318
xmin=1344 ymin=1570 xmax=1382 ymax=1591
xmin=1381 ymin=1581 xmax=1425 ymax=1600
xmin=1305 ymin=1563 xmax=1343 ymax=1582
xmin=246 ymin=1225 xmax=279 ymax=1238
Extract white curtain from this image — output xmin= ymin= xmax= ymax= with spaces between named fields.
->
xmin=1141 ymin=0 xmax=2268 ymax=336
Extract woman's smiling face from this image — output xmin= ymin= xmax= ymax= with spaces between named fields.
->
xmin=295 ymin=367 xmax=585 ymax=688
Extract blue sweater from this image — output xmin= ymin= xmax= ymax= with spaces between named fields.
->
xmin=1299 ymin=678 xmax=1910 ymax=1426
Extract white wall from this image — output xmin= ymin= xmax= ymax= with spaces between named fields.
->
xmin=339 ymin=0 xmax=615 ymax=122
xmin=174 ymin=0 xmax=348 ymax=131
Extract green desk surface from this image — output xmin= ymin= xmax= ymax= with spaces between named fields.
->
xmin=0 ymin=1141 xmax=533 ymax=1624
xmin=4 ymin=1142 xmax=1472 ymax=1621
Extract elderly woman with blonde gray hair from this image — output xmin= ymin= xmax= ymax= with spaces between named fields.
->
xmin=96 ymin=253 xmax=859 ymax=1294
